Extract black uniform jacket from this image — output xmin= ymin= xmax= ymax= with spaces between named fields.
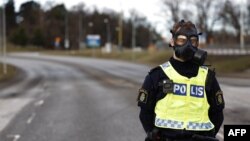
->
xmin=137 ymin=57 xmax=225 ymax=138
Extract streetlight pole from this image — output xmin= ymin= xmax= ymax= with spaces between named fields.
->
xmin=104 ymin=18 xmax=112 ymax=53
xmin=88 ymin=22 xmax=93 ymax=34
xmin=88 ymin=22 xmax=96 ymax=57
xmin=78 ymin=11 xmax=82 ymax=49
xmin=2 ymin=1 xmax=7 ymax=74
xmin=131 ymin=20 xmax=136 ymax=61
xmin=104 ymin=18 xmax=111 ymax=44
xmin=118 ymin=12 xmax=123 ymax=52
xmin=64 ymin=10 xmax=69 ymax=49
xmin=131 ymin=20 xmax=136 ymax=49
xmin=240 ymin=0 xmax=245 ymax=50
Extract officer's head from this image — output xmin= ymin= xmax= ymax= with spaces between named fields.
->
xmin=169 ymin=20 xmax=207 ymax=65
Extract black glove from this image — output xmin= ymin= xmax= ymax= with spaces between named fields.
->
xmin=145 ymin=128 xmax=161 ymax=141
xmin=145 ymin=137 xmax=152 ymax=141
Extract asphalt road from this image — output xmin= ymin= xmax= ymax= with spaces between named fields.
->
xmin=0 ymin=53 xmax=250 ymax=141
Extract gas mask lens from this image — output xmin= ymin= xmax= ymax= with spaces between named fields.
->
xmin=175 ymin=35 xmax=187 ymax=46
xmin=190 ymin=36 xmax=198 ymax=47
xmin=175 ymin=35 xmax=198 ymax=47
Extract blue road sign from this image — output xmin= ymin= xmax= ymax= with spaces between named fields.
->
xmin=86 ymin=34 xmax=101 ymax=48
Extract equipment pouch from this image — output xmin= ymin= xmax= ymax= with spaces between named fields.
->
xmin=162 ymin=79 xmax=174 ymax=94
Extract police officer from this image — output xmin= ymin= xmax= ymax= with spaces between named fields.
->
xmin=137 ymin=20 xmax=225 ymax=141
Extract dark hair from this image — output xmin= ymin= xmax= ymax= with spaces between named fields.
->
xmin=171 ymin=20 xmax=197 ymax=36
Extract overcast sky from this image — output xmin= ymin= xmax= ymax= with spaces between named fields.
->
xmin=6 ymin=0 xmax=248 ymax=39
xmin=11 ymin=0 xmax=169 ymax=38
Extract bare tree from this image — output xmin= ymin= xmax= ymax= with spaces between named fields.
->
xmin=71 ymin=3 xmax=86 ymax=49
xmin=129 ymin=9 xmax=146 ymax=48
xmin=193 ymin=0 xmax=222 ymax=44
xmin=219 ymin=0 xmax=241 ymax=40
xmin=162 ymin=0 xmax=182 ymax=24
xmin=181 ymin=9 xmax=193 ymax=22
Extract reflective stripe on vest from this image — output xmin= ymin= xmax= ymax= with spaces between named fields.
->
xmin=154 ymin=61 xmax=214 ymax=131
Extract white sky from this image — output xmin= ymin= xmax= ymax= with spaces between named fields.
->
xmin=11 ymin=0 xmax=169 ymax=38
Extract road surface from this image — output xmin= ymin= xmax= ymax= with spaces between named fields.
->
xmin=0 ymin=53 xmax=249 ymax=141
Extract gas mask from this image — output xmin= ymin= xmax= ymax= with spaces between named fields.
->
xmin=172 ymin=24 xmax=207 ymax=65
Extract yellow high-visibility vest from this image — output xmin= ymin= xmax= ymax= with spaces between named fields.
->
xmin=154 ymin=61 xmax=214 ymax=131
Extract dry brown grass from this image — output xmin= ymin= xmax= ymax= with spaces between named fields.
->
xmin=5 ymin=45 xmax=250 ymax=78
xmin=0 ymin=64 xmax=17 ymax=82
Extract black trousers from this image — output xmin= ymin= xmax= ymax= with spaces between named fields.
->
xmin=145 ymin=137 xmax=193 ymax=141
xmin=162 ymin=138 xmax=193 ymax=141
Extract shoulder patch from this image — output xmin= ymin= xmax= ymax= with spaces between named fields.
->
xmin=215 ymin=90 xmax=224 ymax=105
xmin=137 ymin=88 xmax=148 ymax=104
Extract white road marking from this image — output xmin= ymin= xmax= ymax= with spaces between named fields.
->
xmin=34 ymin=100 xmax=44 ymax=107
xmin=61 ymin=85 xmax=74 ymax=90
xmin=7 ymin=134 xmax=21 ymax=141
xmin=26 ymin=113 xmax=36 ymax=124
xmin=0 ymin=98 xmax=32 ymax=132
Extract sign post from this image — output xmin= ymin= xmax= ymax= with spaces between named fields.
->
xmin=86 ymin=34 xmax=101 ymax=57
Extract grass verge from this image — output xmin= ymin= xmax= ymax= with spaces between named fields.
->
xmin=6 ymin=45 xmax=250 ymax=78
xmin=0 ymin=64 xmax=18 ymax=82
xmin=45 ymin=48 xmax=250 ymax=77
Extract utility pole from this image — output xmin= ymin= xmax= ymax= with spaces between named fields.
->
xmin=104 ymin=18 xmax=111 ymax=53
xmin=132 ymin=21 xmax=136 ymax=50
xmin=240 ymin=0 xmax=245 ymax=49
xmin=79 ymin=11 xmax=82 ymax=49
xmin=3 ymin=1 xmax=7 ymax=74
xmin=88 ymin=22 xmax=93 ymax=33
xmin=104 ymin=18 xmax=111 ymax=43
xmin=118 ymin=12 xmax=123 ymax=52
xmin=131 ymin=20 xmax=136 ymax=61
xmin=64 ymin=10 xmax=69 ymax=49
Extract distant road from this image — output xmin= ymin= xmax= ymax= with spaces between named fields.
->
xmin=0 ymin=53 xmax=249 ymax=141
xmin=205 ymin=48 xmax=250 ymax=55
